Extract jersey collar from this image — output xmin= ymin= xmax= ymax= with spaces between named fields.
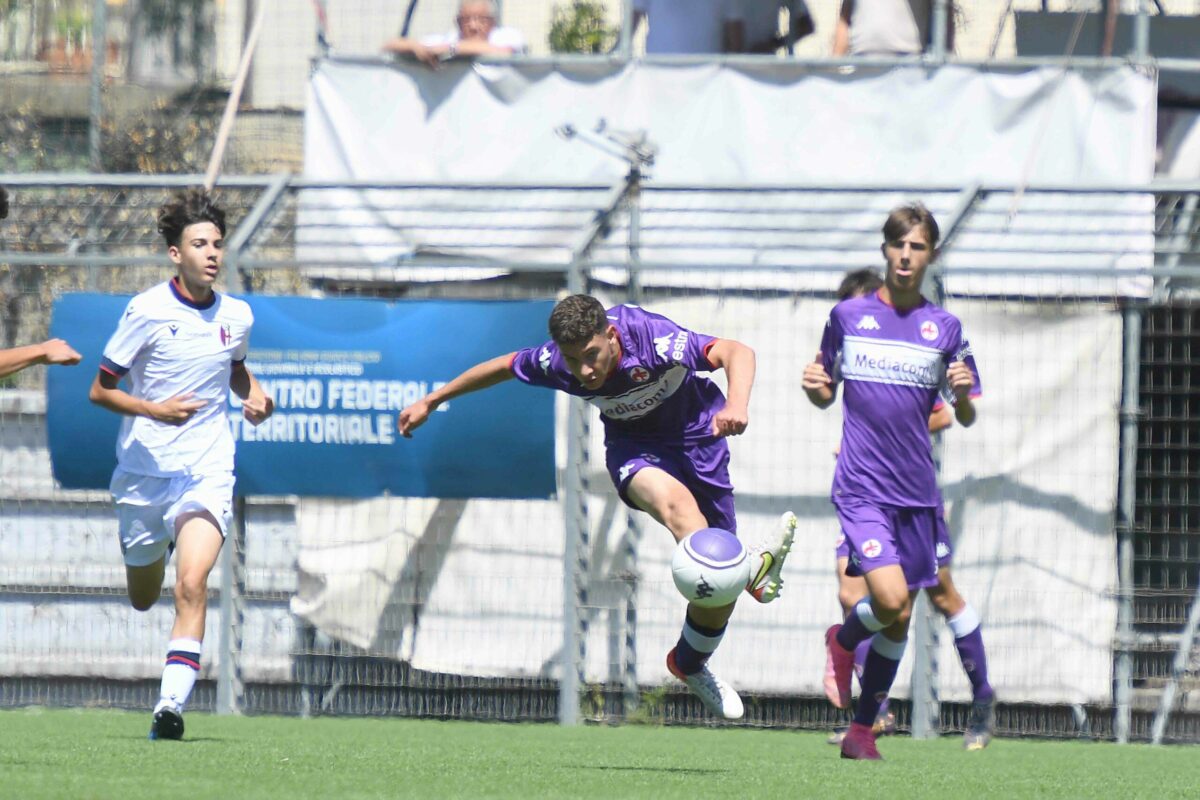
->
xmin=170 ymin=277 xmax=217 ymax=310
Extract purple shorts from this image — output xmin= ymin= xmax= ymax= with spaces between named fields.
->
xmin=837 ymin=503 xmax=952 ymax=570
xmin=835 ymin=499 xmax=941 ymax=590
xmin=605 ymin=437 xmax=736 ymax=533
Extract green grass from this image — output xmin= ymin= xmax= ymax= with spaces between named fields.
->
xmin=0 ymin=708 xmax=1195 ymax=800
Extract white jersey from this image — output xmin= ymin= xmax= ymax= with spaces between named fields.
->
xmin=101 ymin=279 xmax=252 ymax=477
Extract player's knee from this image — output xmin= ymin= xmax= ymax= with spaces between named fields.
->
xmin=838 ymin=586 xmax=864 ymax=615
xmin=871 ymin=591 xmax=910 ymax=624
xmin=174 ymin=573 xmax=208 ymax=607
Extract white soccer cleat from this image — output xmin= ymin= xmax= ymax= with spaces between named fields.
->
xmin=667 ymin=648 xmax=745 ymax=720
xmin=745 ymin=511 xmax=797 ymax=603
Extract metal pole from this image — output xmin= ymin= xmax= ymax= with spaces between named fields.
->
xmin=1114 ymin=303 xmax=1142 ymax=744
xmin=1152 ymin=582 xmax=1200 ymax=744
xmin=88 ymin=0 xmax=107 ymax=171
xmin=621 ymin=511 xmax=642 ymax=719
xmin=910 ymin=593 xmax=940 ymax=739
xmin=620 ymin=0 xmax=634 ymax=61
xmin=559 ymin=260 xmax=587 ymax=726
xmin=216 ymin=495 xmax=247 ymax=715
xmin=929 ymin=0 xmax=948 ymax=60
xmin=1131 ymin=0 xmax=1150 ymax=63
xmin=627 ymin=167 xmax=642 ymax=305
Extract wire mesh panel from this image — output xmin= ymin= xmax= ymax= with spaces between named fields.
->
xmin=3 ymin=177 xmax=1200 ymax=743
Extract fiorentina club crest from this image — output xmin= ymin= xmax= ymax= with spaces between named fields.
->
xmin=862 ymin=538 xmax=883 ymax=559
xmin=628 ymin=366 xmax=650 ymax=383
xmin=219 ymin=324 xmax=231 ymax=346
xmin=920 ymin=320 xmax=939 ymax=341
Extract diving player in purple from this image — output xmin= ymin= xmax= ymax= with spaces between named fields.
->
xmin=398 ymin=294 xmax=797 ymax=720
xmin=803 ymin=204 xmax=983 ymax=760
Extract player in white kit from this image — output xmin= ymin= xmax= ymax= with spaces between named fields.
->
xmin=88 ymin=189 xmax=274 ymax=740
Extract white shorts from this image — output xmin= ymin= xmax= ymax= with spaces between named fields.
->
xmin=110 ymin=468 xmax=235 ymax=567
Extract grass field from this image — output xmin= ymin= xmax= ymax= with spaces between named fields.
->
xmin=0 ymin=708 xmax=1195 ymax=800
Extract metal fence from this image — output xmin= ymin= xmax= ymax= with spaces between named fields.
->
xmin=1 ymin=174 xmax=1199 ymax=744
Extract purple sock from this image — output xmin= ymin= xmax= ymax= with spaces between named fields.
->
xmin=853 ymin=638 xmax=904 ymax=727
xmin=853 ymin=638 xmax=871 ymax=682
xmin=955 ymin=627 xmax=994 ymax=702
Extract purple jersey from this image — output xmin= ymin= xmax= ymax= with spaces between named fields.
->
xmin=821 ymin=291 xmax=981 ymax=508
xmin=510 ymin=305 xmax=725 ymax=444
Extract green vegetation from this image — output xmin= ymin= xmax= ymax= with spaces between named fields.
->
xmin=549 ymin=1 xmax=618 ymax=55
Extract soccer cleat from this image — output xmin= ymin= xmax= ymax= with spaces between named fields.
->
xmin=745 ymin=511 xmax=797 ymax=603
xmin=873 ymin=710 xmax=897 ymax=736
xmin=963 ymin=696 xmax=995 ymax=751
xmin=840 ymin=721 xmax=882 ymax=760
xmin=666 ymin=648 xmax=744 ymax=720
xmin=148 ymin=703 xmax=184 ymax=741
xmin=827 ymin=726 xmax=848 ymax=745
xmin=823 ymin=624 xmax=855 ymax=709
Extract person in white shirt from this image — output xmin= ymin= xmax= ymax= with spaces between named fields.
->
xmin=88 ymin=189 xmax=274 ymax=741
xmin=633 ymin=0 xmax=744 ymax=55
xmin=383 ymin=0 xmax=526 ymax=68
xmin=832 ymin=0 xmax=954 ymax=57
xmin=0 ymin=185 xmax=82 ymax=376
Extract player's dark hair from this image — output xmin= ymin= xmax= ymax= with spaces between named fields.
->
xmin=883 ymin=203 xmax=940 ymax=249
xmin=157 ymin=188 xmax=226 ymax=248
xmin=548 ymin=294 xmax=608 ymax=347
xmin=837 ymin=268 xmax=884 ymax=301
xmin=0 ymin=185 xmax=8 ymax=220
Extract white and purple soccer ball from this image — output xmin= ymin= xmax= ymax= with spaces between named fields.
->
xmin=671 ymin=527 xmax=751 ymax=608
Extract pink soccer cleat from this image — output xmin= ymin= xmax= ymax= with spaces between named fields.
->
xmin=840 ymin=721 xmax=882 ymax=760
xmin=824 ymin=624 xmax=855 ymax=709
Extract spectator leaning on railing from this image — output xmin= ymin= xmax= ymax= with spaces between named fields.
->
xmin=383 ymin=0 xmax=526 ymax=68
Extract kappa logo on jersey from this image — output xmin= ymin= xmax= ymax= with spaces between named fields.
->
xmin=219 ymin=324 xmax=231 ymax=346
xmin=538 ymin=346 xmax=552 ymax=374
xmin=618 ymin=462 xmax=636 ymax=482
xmin=936 ymin=542 xmax=951 ymax=559
xmin=856 ymin=315 xmax=881 ymax=331
xmin=920 ymin=321 xmax=939 ymax=341
xmin=653 ymin=331 xmax=690 ymax=361
xmin=628 ymin=366 xmax=650 ymax=383
xmin=861 ymin=538 xmax=883 ymax=559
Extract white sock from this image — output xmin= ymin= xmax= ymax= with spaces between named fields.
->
xmin=157 ymin=637 xmax=202 ymax=712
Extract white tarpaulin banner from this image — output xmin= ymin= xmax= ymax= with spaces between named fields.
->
xmin=303 ymin=59 xmax=1156 ymax=295
xmin=290 ymin=292 xmax=1119 ymax=704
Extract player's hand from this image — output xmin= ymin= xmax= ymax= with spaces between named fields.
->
xmin=398 ymin=400 xmax=432 ymax=438
xmin=242 ymin=391 xmax=274 ymax=426
xmin=711 ymin=403 xmax=748 ymax=438
xmin=947 ymin=361 xmax=974 ymax=400
xmin=802 ymin=351 xmax=830 ymax=391
xmin=39 ymin=339 xmax=81 ymax=366
xmin=149 ymin=393 xmax=205 ymax=425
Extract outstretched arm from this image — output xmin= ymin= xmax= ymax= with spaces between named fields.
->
xmin=231 ymin=360 xmax=274 ymax=426
xmin=706 ymin=338 xmax=755 ymax=437
xmin=397 ymin=352 xmax=517 ymax=438
xmin=0 ymin=339 xmax=81 ymax=378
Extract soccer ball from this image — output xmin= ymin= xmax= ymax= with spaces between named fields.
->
xmin=671 ymin=527 xmax=751 ymax=608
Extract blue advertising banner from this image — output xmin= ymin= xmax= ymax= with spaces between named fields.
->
xmin=47 ymin=293 xmax=556 ymax=498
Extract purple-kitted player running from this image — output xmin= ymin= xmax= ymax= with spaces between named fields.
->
xmin=825 ymin=267 xmax=996 ymax=751
xmin=803 ymin=204 xmax=988 ymax=760
xmin=398 ymin=295 xmax=797 ymax=720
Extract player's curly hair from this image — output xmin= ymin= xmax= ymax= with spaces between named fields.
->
xmin=837 ymin=267 xmax=884 ymax=301
xmin=883 ymin=203 xmax=940 ymax=249
xmin=157 ymin=188 xmax=226 ymax=248
xmin=0 ymin=185 xmax=8 ymax=220
xmin=548 ymin=294 xmax=608 ymax=347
